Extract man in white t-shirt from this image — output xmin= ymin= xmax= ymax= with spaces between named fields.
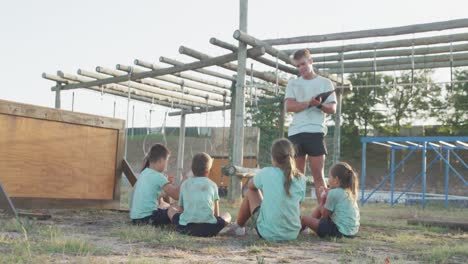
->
xmin=285 ymin=48 xmax=337 ymax=201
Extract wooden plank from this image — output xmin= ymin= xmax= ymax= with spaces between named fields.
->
xmin=0 ymin=114 xmax=117 ymax=200
xmin=122 ymin=159 xmax=137 ymax=187
xmin=113 ymin=128 xmax=125 ymax=201
xmin=408 ymin=218 xmax=468 ymax=231
xmin=0 ymin=182 xmax=17 ymax=216
xmin=209 ymin=157 xmax=256 ymax=187
xmin=11 ymin=197 xmax=120 ymax=210
xmin=0 ymin=99 xmax=125 ymax=130
xmin=265 ymin=18 xmax=468 ymax=45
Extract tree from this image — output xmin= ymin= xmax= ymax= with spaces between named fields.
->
xmin=434 ymin=68 xmax=468 ymax=135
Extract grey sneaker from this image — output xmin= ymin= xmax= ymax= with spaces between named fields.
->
xmin=219 ymin=223 xmax=246 ymax=236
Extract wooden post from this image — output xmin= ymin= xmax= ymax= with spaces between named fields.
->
xmin=176 ymin=111 xmax=186 ymax=186
xmin=55 ymin=82 xmax=61 ymax=109
xmin=229 ymin=0 xmax=248 ymax=202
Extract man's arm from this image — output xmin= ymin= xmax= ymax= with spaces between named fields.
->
xmin=286 ymin=98 xmax=321 ymax=112
xmin=319 ymin=102 xmax=336 ymax=115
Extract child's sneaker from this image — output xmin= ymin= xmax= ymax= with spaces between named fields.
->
xmin=219 ymin=223 xmax=246 ymax=236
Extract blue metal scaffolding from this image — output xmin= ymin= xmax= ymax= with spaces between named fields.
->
xmin=360 ymin=136 xmax=468 ymax=208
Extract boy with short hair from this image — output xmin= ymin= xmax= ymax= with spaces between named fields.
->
xmin=168 ymin=152 xmax=231 ymax=237
xmin=130 ymin=144 xmax=181 ymax=226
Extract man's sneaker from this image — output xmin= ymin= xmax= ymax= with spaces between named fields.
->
xmin=219 ymin=223 xmax=246 ymax=236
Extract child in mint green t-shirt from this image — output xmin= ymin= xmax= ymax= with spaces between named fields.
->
xmin=301 ymin=162 xmax=360 ymax=238
xmin=130 ymin=144 xmax=181 ymax=226
xmin=222 ymin=138 xmax=306 ymax=241
xmin=168 ymin=152 xmax=232 ymax=237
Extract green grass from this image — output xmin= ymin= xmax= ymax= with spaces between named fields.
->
xmin=1 ymin=196 xmax=467 ymax=263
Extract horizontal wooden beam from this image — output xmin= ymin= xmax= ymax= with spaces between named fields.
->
xmin=179 ymin=45 xmax=288 ymax=86
xmin=53 ymin=72 xmax=194 ymax=109
xmin=53 ymin=47 xmax=266 ymax=91
xmin=313 ymin=43 xmax=468 ymax=63
xmin=96 ymin=66 xmax=226 ymax=105
xmin=316 ymin=51 xmax=468 ymax=69
xmin=233 ymin=30 xmax=351 ymax=85
xmin=158 ymin=56 xmax=236 ymax=82
xmin=265 ymin=18 xmax=468 ymax=45
xmin=324 ymin=59 xmax=468 ymax=74
xmin=210 ymin=37 xmax=298 ymax=75
xmin=283 ymin=32 xmax=468 ymax=54
xmin=131 ymin=60 xmax=232 ymax=95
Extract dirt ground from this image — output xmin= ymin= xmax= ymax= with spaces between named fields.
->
xmin=1 ymin=199 xmax=467 ymax=264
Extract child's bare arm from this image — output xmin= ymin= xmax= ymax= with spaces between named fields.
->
xmin=214 ymin=200 xmax=220 ymax=217
xmin=247 ymin=179 xmax=258 ymax=191
xmin=321 ymin=207 xmax=332 ymax=219
xmin=163 ymin=183 xmax=180 ymax=200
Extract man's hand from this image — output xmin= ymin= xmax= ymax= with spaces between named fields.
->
xmin=309 ymin=96 xmax=322 ymax=107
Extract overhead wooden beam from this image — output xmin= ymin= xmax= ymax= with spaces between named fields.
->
xmin=210 ymin=37 xmax=298 ymax=75
xmin=313 ymin=43 xmax=468 ymax=63
xmin=179 ymin=45 xmax=288 ymax=86
xmin=316 ymin=51 xmax=468 ymax=69
xmin=96 ymin=66 xmax=221 ymax=106
xmin=324 ymin=59 xmax=468 ymax=74
xmin=53 ymin=46 xmax=266 ymax=91
xmin=52 ymin=72 xmax=194 ymax=109
xmin=265 ymin=18 xmax=468 ymax=45
xmin=130 ymin=61 xmax=232 ymax=95
xmin=283 ymin=32 xmax=468 ymax=54
xmin=96 ymin=66 xmax=227 ymax=104
xmin=233 ymin=30 xmax=351 ymax=85
xmin=158 ymin=56 xmax=236 ymax=82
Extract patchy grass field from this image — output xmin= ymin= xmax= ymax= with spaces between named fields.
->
xmin=0 ymin=196 xmax=467 ymax=263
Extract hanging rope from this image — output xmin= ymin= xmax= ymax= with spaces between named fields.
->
xmin=250 ymin=63 xmax=254 ymax=106
xmin=449 ymin=40 xmax=454 ymax=93
xmin=275 ymin=53 xmax=279 ymax=95
xmin=204 ymin=98 xmax=209 ymax=153
xmin=373 ymin=46 xmax=377 ymax=100
xmin=411 ymin=39 xmax=415 ymax=90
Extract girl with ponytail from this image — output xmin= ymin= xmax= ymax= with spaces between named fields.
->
xmin=222 ymin=139 xmax=306 ymax=241
xmin=301 ymin=162 xmax=360 ymax=238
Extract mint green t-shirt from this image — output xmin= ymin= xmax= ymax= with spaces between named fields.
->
xmin=253 ymin=167 xmax=306 ymax=241
xmin=130 ymin=168 xmax=169 ymax=219
xmin=324 ymin=188 xmax=360 ymax=236
xmin=285 ymin=76 xmax=336 ymax=136
xmin=178 ymin=177 xmax=219 ymax=225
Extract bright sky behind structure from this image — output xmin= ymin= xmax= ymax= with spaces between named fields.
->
xmin=0 ymin=0 xmax=467 ymax=128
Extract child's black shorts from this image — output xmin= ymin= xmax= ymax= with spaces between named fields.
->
xmin=171 ymin=213 xmax=226 ymax=237
xmin=288 ymin=132 xmax=327 ymax=157
xmin=317 ymin=217 xmax=342 ymax=238
xmin=131 ymin=208 xmax=171 ymax=226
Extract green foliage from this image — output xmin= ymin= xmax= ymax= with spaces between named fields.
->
xmin=433 ymin=69 xmax=468 ymax=135
xmin=245 ymin=100 xmax=283 ymax=167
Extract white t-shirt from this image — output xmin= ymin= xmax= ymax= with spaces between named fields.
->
xmin=285 ymin=76 xmax=336 ymax=136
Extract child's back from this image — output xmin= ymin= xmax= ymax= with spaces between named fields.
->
xmin=254 ymin=166 xmax=306 ymax=241
xmin=324 ymin=187 xmax=360 ymax=236
xmin=178 ymin=176 xmax=219 ymax=225
xmin=130 ymin=167 xmax=168 ymax=219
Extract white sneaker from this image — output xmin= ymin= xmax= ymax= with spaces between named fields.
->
xmin=219 ymin=223 xmax=246 ymax=236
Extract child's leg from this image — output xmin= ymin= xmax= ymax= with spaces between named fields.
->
xmin=167 ymin=206 xmax=180 ymax=222
xmin=220 ymin=212 xmax=232 ymax=226
xmin=236 ymin=188 xmax=263 ymax=227
xmin=301 ymin=205 xmax=322 ymax=233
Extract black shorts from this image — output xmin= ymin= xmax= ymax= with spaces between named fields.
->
xmin=171 ymin=213 xmax=226 ymax=237
xmin=251 ymin=206 xmax=263 ymax=239
xmin=131 ymin=208 xmax=171 ymax=226
xmin=288 ymin=132 xmax=327 ymax=157
xmin=317 ymin=218 xmax=356 ymax=238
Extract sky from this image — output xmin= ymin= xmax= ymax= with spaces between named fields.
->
xmin=1 ymin=0 xmax=467 ymax=128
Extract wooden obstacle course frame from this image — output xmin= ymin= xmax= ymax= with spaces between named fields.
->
xmin=0 ymin=99 xmax=126 ymax=209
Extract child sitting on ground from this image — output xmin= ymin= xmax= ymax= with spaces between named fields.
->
xmin=168 ymin=152 xmax=231 ymax=237
xmin=130 ymin=144 xmax=181 ymax=226
xmin=223 ymin=138 xmax=306 ymax=241
xmin=301 ymin=162 xmax=360 ymax=238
